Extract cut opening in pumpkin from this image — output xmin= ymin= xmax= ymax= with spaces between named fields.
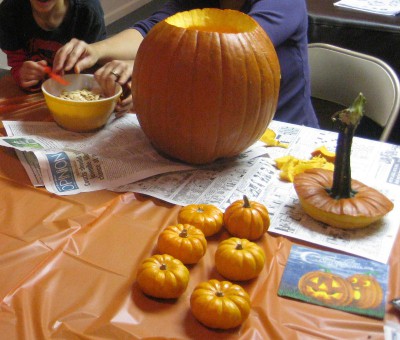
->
xmin=165 ymin=9 xmax=259 ymax=33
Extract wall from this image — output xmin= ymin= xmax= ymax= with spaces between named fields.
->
xmin=101 ymin=0 xmax=150 ymax=25
xmin=0 ymin=0 xmax=5 ymax=68
xmin=0 ymin=0 xmax=149 ymax=69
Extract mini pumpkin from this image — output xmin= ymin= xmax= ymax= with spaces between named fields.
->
xmin=190 ymin=279 xmax=251 ymax=329
xmin=298 ymin=271 xmax=354 ymax=306
xmin=178 ymin=204 xmax=223 ymax=237
xmin=223 ymin=195 xmax=270 ymax=240
xmin=136 ymin=254 xmax=189 ymax=299
xmin=215 ymin=237 xmax=265 ymax=281
xmin=157 ymin=224 xmax=207 ymax=264
xmin=347 ymin=274 xmax=383 ymax=309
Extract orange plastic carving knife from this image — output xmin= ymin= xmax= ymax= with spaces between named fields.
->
xmin=43 ymin=66 xmax=70 ymax=86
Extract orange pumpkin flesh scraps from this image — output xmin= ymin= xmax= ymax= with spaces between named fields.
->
xmin=132 ymin=9 xmax=280 ymax=164
xmin=294 ymin=94 xmax=393 ymax=229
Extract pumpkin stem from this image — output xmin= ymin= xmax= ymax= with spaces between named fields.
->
xmin=243 ymin=195 xmax=251 ymax=208
xmin=179 ymin=228 xmax=188 ymax=238
xmin=328 ymin=93 xmax=365 ymax=199
xmin=160 ymin=263 xmax=167 ymax=270
xmin=235 ymin=242 xmax=243 ymax=250
xmin=216 ymin=291 xmax=224 ymax=298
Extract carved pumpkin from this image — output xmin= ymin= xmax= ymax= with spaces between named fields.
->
xmin=298 ymin=271 xmax=354 ymax=306
xmin=132 ymin=8 xmax=280 ymax=164
xmin=223 ymin=195 xmax=270 ymax=240
xmin=177 ymin=204 xmax=223 ymax=237
xmin=157 ymin=224 xmax=207 ymax=264
xmin=215 ymin=237 xmax=265 ymax=281
xmin=294 ymin=94 xmax=393 ymax=229
xmin=136 ymin=254 xmax=189 ymax=299
xmin=190 ymin=279 xmax=251 ymax=329
xmin=347 ymin=274 xmax=383 ymax=309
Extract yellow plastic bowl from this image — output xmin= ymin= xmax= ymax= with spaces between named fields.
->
xmin=42 ymin=74 xmax=122 ymax=132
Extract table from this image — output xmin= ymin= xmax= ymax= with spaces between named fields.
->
xmin=1 ymin=73 xmax=399 ymax=339
xmin=306 ymin=0 xmax=400 ymax=145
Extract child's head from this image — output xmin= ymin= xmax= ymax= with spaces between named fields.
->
xmin=30 ymin=0 xmax=69 ymax=30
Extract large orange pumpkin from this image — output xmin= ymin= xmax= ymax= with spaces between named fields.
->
xmin=132 ymin=8 xmax=280 ymax=164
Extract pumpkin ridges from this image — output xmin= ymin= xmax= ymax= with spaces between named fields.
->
xmin=215 ymin=238 xmax=265 ymax=280
xmin=135 ymin=23 xmax=185 ymax=152
xmin=216 ymin=32 xmax=251 ymax=156
xmin=230 ymin=34 xmax=259 ymax=152
xmin=190 ymin=279 xmax=251 ymax=329
xmin=157 ymin=224 xmax=207 ymax=264
xmin=190 ymin=30 xmax=223 ymax=161
xmin=136 ymin=254 xmax=189 ymax=299
xmin=248 ymin=28 xmax=280 ymax=123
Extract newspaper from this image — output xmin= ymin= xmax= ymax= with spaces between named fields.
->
xmin=0 ymin=117 xmax=399 ymax=263
xmin=334 ymin=0 xmax=400 ymax=16
xmin=0 ymin=115 xmax=269 ymax=195
xmin=115 ymin=121 xmax=400 ymax=263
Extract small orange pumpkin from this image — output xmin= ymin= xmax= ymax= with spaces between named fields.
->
xmin=132 ymin=8 xmax=280 ymax=164
xmin=347 ymin=274 xmax=383 ymax=309
xmin=298 ymin=271 xmax=354 ymax=306
xmin=215 ymin=237 xmax=265 ymax=281
xmin=178 ymin=204 xmax=223 ymax=237
xmin=223 ymin=195 xmax=270 ymax=240
xmin=157 ymin=224 xmax=207 ymax=264
xmin=190 ymin=279 xmax=251 ymax=329
xmin=136 ymin=254 xmax=189 ymax=299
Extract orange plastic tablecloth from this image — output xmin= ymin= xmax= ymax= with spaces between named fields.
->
xmin=1 ymin=74 xmax=399 ymax=339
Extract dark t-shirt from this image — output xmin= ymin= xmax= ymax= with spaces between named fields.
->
xmin=0 ymin=0 xmax=106 ymax=87
xmin=132 ymin=0 xmax=319 ymax=128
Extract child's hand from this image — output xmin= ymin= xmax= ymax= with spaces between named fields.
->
xmin=18 ymin=60 xmax=47 ymax=89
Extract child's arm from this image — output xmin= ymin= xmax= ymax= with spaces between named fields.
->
xmin=5 ymin=49 xmax=46 ymax=91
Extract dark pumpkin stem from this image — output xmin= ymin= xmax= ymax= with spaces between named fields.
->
xmin=235 ymin=242 xmax=243 ymax=250
xmin=329 ymin=93 xmax=365 ymax=199
xmin=179 ymin=228 xmax=188 ymax=238
xmin=243 ymin=195 xmax=251 ymax=208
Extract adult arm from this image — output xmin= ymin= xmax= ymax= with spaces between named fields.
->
xmin=246 ymin=0 xmax=306 ymax=47
xmin=53 ymin=29 xmax=143 ymax=74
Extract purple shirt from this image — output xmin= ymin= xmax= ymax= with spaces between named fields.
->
xmin=133 ymin=0 xmax=319 ymax=128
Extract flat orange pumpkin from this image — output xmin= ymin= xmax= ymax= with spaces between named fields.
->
xmin=293 ymin=94 xmax=393 ymax=229
xmin=294 ymin=168 xmax=394 ymax=228
xmin=132 ymin=8 xmax=280 ymax=164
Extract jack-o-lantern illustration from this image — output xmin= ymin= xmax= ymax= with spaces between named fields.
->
xmin=298 ymin=271 xmax=354 ymax=306
xmin=347 ymin=274 xmax=383 ymax=309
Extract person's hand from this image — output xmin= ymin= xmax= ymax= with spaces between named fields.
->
xmin=18 ymin=60 xmax=47 ymax=89
xmin=94 ymin=60 xmax=134 ymax=113
xmin=53 ymin=38 xmax=99 ymax=74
